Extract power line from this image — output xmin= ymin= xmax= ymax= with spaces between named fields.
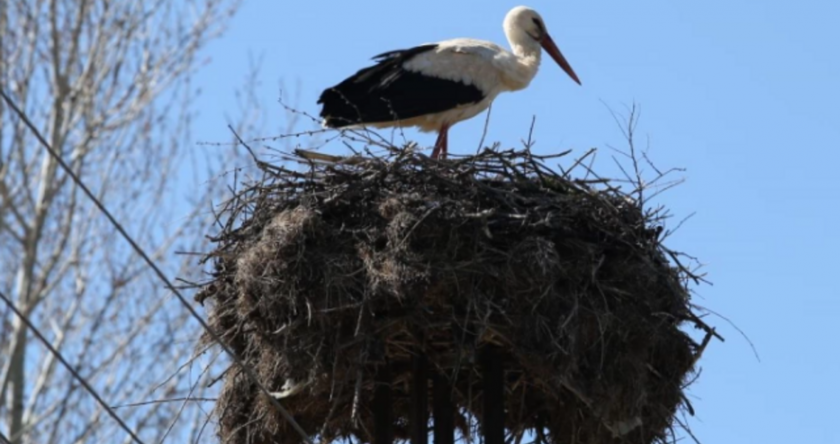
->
xmin=0 ymin=88 xmax=313 ymax=444
xmin=0 ymin=290 xmax=145 ymax=444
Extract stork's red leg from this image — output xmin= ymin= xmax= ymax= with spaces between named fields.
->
xmin=431 ymin=123 xmax=450 ymax=159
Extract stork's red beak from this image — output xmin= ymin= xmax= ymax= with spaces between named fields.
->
xmin=541 ymin=34 xmax=581 ymax=85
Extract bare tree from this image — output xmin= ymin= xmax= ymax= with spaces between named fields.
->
xmin=0 ymin=0 xmax=243 ymax=442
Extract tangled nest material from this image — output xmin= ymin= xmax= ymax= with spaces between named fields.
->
xmin=195 ymin=144 xmax=718 ymax=444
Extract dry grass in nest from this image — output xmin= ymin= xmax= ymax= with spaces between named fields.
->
xmin=195 ymin=141 xmax=718 ymax=444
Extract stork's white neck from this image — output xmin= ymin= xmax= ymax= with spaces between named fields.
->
xmin=502 ymin=28 xmax=542 ymax=91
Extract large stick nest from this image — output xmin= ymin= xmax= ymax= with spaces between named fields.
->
xmin=196 ymin=146 xmax=715 ymax=444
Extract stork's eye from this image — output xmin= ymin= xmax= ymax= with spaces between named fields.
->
xmin=531 ymin=17 xmax=545 ymax=39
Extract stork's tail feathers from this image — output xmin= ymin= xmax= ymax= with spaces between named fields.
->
xmin=317 ymin=88 xmax=362 ymax=129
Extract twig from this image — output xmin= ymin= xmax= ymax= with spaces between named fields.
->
xmin=111 ymin=397 xmax=217 ymax=409
xmin=695 ymin=305 xmax=760 ymax=362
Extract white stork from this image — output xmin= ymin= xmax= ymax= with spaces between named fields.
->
xmin=317 ymin=6 xmax=581 ymax=159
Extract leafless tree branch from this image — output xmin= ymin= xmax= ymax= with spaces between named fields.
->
xmin=0 ymin=1 xmax=250 ymax=442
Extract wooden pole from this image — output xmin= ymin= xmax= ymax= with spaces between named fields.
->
xmin=410 ymin=353 xmax=429 ymax=444
xmin=373 ymin=364 xmax=393 ymax=444
xmin=432 ymin=373 xmax=454 ymax=444
xmin=481 ymin=348 xmax=504 ymax=444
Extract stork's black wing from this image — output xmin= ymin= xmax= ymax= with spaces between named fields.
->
xmin=318 ymin=44 xmax=485 ymax=127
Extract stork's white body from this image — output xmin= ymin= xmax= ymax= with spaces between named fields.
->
xmin=318 ymin=6 xmax=581 ymax=158
xmin=375 ymin=38 xmax=541 ymax=133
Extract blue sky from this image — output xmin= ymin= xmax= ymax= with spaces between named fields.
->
xmin=191 ymin=1 xmax=840 ymax=442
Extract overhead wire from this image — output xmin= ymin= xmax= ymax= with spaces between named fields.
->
xmin=0 ymin=88 xmax=314 ymax=444
xmin=0 ymin=290 xmax=146 ymax=444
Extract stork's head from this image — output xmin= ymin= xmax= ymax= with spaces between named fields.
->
xmin=504 ymin=6 xmax=581 ymax=85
